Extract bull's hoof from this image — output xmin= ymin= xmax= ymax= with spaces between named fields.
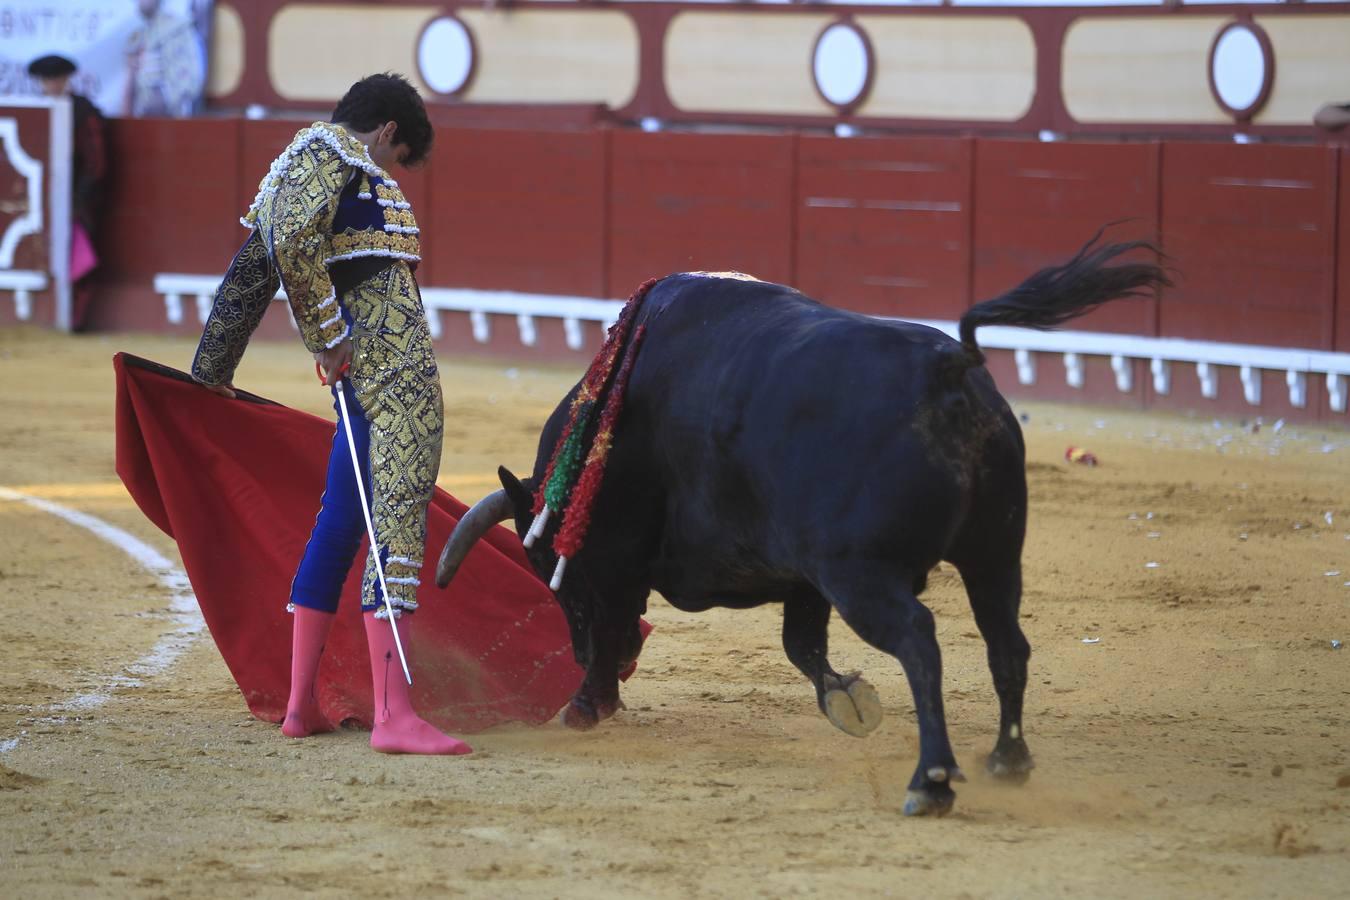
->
xmin=985 ymin=739 xmax=1035 ymax=784
xmin=823 ymin=677 xmax=883 ymax=738
xmin=559 ymin=695 xmax=624 ymax=731
xmin=901 ymin=764 xmax=963 ymax=816
xmin=560 ymin=703 xmax=598 ymax=730
xmin=902 ymin=787 xmax=956 ymax=817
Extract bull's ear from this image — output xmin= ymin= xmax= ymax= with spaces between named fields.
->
xmin=498 ymin=466 xmax=534 ymax=514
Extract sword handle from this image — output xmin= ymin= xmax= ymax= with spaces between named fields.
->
xmin=315 ymin=360 xmax=351 ymax=386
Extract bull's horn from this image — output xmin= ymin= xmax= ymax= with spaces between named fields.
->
xmin=435 ymin=489 xmax=513 ymax=588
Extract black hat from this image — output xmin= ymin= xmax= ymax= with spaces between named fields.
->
xmin=28 ymin=55 xmax=77 ymax=79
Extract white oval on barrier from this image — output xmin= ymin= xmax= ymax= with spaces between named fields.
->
xmin=813 ymin=22 xmax=872 ymax=110
xmin=418 ymin=16 xmax=475 ymax=97
xmin=1209 ymin=24 xmax=1271 ymax=117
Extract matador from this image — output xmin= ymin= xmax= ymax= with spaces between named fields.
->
xmin=190 ymin=74 xmax=470 ymax=756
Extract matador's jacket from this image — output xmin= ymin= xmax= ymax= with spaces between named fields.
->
xmin=191 ymin=122 xmax=441 ymax=615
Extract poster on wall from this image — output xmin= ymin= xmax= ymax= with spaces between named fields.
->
xmin=0 ymin=0 xmax=211 ymax=117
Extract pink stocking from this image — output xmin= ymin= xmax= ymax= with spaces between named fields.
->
xmin=364 ymin=611 xmax=472 ymax=755
xmin=282 ymin=606 xmax=336 ymax=737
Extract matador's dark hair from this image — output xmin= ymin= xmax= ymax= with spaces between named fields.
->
xmin=330 ymin=73 xmax=434 ymax=167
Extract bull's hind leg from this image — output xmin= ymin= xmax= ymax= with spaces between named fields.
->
xmin=821 ymin=567 xmax=963 ymax=817
xmin=955 ymin=560 xmax=1034 ymax=782
xmin=781 ymin=590 xmax=882 ymax=737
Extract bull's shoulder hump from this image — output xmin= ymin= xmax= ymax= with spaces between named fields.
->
xmin=684 ymin=270 xmax=762 ymax=283
xmin=654 ymin=271 xmax=806 ymax=303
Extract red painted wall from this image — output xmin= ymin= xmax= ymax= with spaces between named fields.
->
xmin=100 ymin=118 xmax=241 ymax=282
xmin=795 ymin=135 xmax=972 ymax=320
xmin=432 ymin=128 xmax=608 ymax=297
xmin=1159 ymin=142 xmax=1339 ymax=349
xmin=1337 ymin=150 xmax=1350 ymax=354
xmin=973 ymin=139 xmax=1161 ymax=336
xmin=607 ymin=132 xmax=795 ymax=294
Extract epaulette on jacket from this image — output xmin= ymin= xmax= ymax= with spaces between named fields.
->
xmin=239 ymin=122 xmax=388 ymax=230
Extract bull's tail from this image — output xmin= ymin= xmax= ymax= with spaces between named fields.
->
xmin=958 ymin=230 xmax=1172 ymax=367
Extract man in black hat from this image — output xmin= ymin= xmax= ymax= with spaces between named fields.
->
xmin=28 ymin=54 xmax=107 ymax=331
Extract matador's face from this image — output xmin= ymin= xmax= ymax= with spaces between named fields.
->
xmin=366 ymin=122 xmax=411 ymax=172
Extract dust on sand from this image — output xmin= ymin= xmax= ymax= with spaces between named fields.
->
xmin=1 ymin=326 xmax=1347 ymax=897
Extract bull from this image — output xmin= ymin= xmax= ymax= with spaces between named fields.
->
xmin=436 ymin=235 xmax=1169 ymax=816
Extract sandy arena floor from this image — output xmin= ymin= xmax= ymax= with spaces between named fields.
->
xmin=1 ymin=325 xmax=1347 ymax=898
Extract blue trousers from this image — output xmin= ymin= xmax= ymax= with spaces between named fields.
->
xmin=289 ymin=381 xmax=389 ymax=614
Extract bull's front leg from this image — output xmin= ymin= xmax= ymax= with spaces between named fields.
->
xmin=782 ymin=590 xmax=883 ymax=737
xmin=560 ymin=619 xmax=630 ymax=730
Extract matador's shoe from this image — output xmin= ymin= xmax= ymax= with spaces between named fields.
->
xmin=363 ymin=612 xmax=473 ymax=755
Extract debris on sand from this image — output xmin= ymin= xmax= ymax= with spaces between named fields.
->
xmin=0 ymin=764 xmax=45 ymax=790
xmin=1272 ymin=822 xmax=1320 ymax=858
xmin=1081 ymin=637 xmax=1101 ymax=644
xmin=1065 ymin=446 xmax=1098 ymax=466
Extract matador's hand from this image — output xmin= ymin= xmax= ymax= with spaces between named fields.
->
xmin=315 ymin=339 xmax=354 ymax=386
xmin=201 ymin=381 xmax=236 ymax=399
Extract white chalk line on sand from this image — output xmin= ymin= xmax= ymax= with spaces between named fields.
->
xmin=0 ymin=486 xmax=204 ymax=754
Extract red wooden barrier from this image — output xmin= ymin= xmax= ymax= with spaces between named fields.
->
xmin=65 ymin=117 xmax=1348 ymax=421
xmin=1159 ymin=142 xmax=1338 ymax=349
xmin=794 ymin=135 xmax=972 ymax=320
xmin=1336 ymin=149 xmax=1350 ymax=355
xmin=100 ymin=119 xmax=242 ymax=281
xmin=91 ymin=118 xmax=241 ymax=332
xmin=973 ymin=139 xmax=1160 ymax=336
xmin=432 ymin=127 xmax=608 ymax=297
xmin=607 ymin=131 xmax=795 ymax=295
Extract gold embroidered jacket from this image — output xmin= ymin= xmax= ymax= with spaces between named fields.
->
xmin=191 ymin=122 xmax=421 ymax=385
xmin=245 ymin=121 xmax=420 ymax=353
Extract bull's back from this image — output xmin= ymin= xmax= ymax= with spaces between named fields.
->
xmin=623 ymin=274 xmax=1017 ymax=582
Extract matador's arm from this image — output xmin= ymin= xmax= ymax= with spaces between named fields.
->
xmin=267 ymin=162 xmax=348 ymax=354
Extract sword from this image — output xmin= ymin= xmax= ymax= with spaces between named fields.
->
xmin=318 ymin=362 xmax=413 ymax=685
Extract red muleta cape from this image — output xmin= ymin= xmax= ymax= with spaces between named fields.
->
xmin=113 ymin=353 xmax=636 ymax=732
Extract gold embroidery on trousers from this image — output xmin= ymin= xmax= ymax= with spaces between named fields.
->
xmin=345 ymin=261 xmax=442 ymax=611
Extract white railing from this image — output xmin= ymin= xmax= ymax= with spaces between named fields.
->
xmin=153 ymin=273 xmax=625 ymax=351
xmin=153 ymin=272 xmax=1349 ymax=413
xmin=905 ymin=320 xmax=1350 ymax=413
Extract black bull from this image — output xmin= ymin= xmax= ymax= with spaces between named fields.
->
xmin=437 ymin=237 xmax=1169 ymax=816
